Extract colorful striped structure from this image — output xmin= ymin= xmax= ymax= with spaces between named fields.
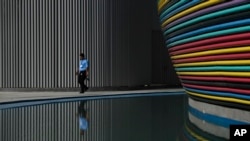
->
xmin=158 ymin=0 xmax=250 ymax=110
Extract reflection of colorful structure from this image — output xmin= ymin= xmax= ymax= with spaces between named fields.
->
xmin=188 ymin=98 xmax=250 ymax=140
xmin=158 ymin=1 xmax=250 ymax=109
xmin=180 ymin=122 xmax=226 ymax=141
xmin=178 ymin=115 xmax=227 ymax=141
xmin=177 ymin=98 xmax=250 ymax=140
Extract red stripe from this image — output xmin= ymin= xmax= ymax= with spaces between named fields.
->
xmin=183 ymin=83 xmax=250 ymax=95
xmin=179 ymin=76 xmax=250 ymax=83
xmin=170 ymin=40 xmax=250 ymax=56
xmin=172 ymin=53 xmax=250 ymax=64
xmin=168 ymin=33 xmax=250 ymax=52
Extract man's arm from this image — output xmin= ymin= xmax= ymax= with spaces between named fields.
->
xmin=86 ymin=67 xmax=89 ymax=76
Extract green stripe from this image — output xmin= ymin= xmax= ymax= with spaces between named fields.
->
xmin=168 ymin=26 xmax=250 ymax=47
xmin=176 ymin=66 xmax=250 ymax=72
xmin=164 ymin=4 xmax=250 ymax=34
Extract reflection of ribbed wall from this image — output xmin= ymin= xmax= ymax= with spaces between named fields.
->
xmin=0 ymin=97 xmax=159 ymax=141
xmin=0 ymin=95 xmax=186 ymax=141
xmin=0 ymin=0 xmax=152 ymax=88
xmin=158 ymin=1 xmax=250 ymax=108
xmin=0 ymin=101 xmax=111 ymax=141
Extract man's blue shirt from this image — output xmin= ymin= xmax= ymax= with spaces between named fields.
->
xmin=79 ymin=116 xmax=88 ymax=130
xmin=79 ymin=59 xmax=88 ymax=72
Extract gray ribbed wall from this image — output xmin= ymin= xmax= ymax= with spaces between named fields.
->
xmin=0 ymin=0 xmax=153 ymax=88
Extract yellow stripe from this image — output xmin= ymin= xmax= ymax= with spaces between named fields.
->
xmin=158 ymin=0 xmax=164 ymax=9
xmin=177 ymin=71 xmax=250 ymax=77
xmin=185 ymin=124 xmax=209 ymax=141
xmin=174 ymin=60 xmax=250 ymax=67
xmin=162 ymin=0 xmax=222 ymax=27
xmin=158 ymin=0 xmax=165 ymax=6
xmin=171 ymin=46 xmax=250 ymax=59
xmin=158 ymin=0 xmax=170 ymax=13
xmin=158 ymin=0 xmax=169 ymax=11
xmin=186 ymin=91 xmax=250 ymax=105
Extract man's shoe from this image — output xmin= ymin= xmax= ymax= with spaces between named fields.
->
xmin=85 ymin=87 xmax=89 ymax=91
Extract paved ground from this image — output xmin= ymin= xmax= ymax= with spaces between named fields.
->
xmin=0 ymin=88 xmax=184 ymax=103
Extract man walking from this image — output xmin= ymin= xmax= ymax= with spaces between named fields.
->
xmin=76 ymin=53 xmax=89 ymax=93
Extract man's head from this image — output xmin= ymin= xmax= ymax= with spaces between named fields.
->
xmin=80 ymin=53 xmax=84 ymax=60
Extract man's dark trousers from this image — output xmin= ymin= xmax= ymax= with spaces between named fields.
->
xmin=78 ymin=71 xmax=87 ymax=93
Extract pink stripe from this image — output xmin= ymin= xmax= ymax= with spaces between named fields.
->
xmin=170 ymin=40 xmax=250 ymax=56
xmin=183 ymin=83 xmax=250 ymax=95
xmin=169 ymin=33 xmax=250 ymax=52
xmin=179 ymin=76 xmax=250 ymax=83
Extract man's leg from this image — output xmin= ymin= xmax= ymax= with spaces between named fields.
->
xmin=83 ymin=71 xmax=88 ymax=91
xmin=78 ymin=74 xmax=84 ymax=93
xmin=83 ymin=79 xmax=88 ymax=91
xmin=80 ymin=83 xmax=84 ymax=93
xmin=78 ymin=103 xmax=85 ymax=116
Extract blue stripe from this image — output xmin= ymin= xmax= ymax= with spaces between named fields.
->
xmin=167 ymin=26 xmax=250 ymax=47
xmin=185 ymin=87 xmax=250 ymax=100
xmin=189 ymin=105 xmax=249 ymax=128
xmin=0 ymin=91 xmax=185 ymax=110
xmin=160 ymin=0 xmax=200 ymax=22
xmin=167 ymin=19 xmax=250 ymax=42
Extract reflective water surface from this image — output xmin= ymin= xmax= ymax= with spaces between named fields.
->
xmin=0 ymin=94 xmax=230 ymax=141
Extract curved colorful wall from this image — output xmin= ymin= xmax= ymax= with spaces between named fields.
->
xmin=158 ymin=1 xmax=250 ymax=109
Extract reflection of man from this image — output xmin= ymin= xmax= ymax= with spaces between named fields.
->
xmin=77 ymin=101 xmax=89 ymax=135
